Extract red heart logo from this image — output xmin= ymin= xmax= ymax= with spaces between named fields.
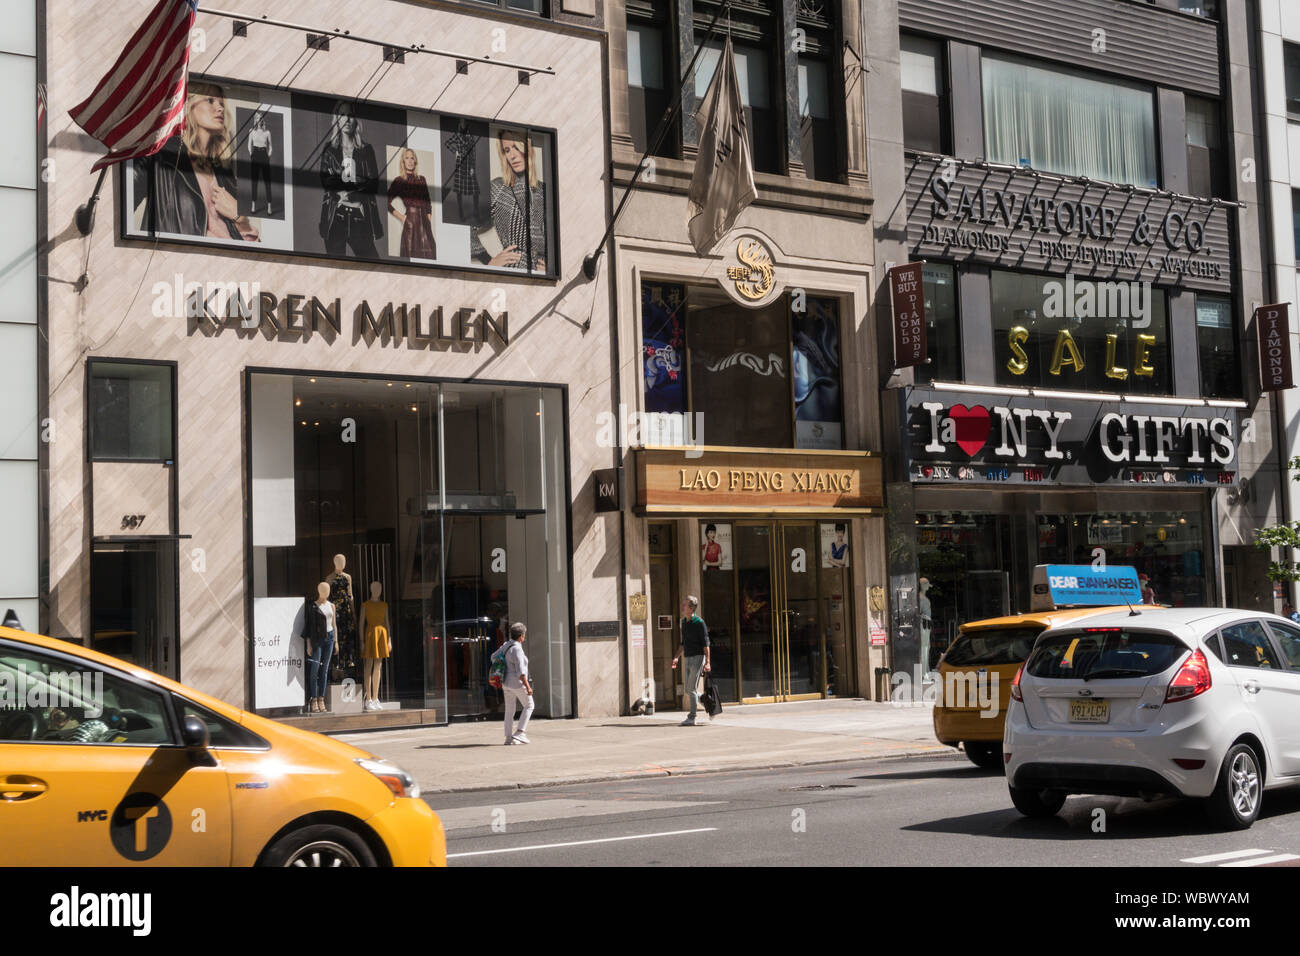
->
xmin=948 ymin=404 xmax=991 ymax=457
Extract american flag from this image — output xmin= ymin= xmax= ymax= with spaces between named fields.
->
xmin=69 ymin=0 xmax=200 ymax=171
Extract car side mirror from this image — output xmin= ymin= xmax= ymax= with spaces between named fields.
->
xmin=181 ymin=714 xmax=216 ymax=765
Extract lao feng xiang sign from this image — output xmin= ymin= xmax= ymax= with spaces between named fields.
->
xmin=906 ymin=388 xmax=1239 ymax=487
xmin=1256 ymin=303 xmax=1293 ymax=392
xmin=905 ymin=157 xmax=1232 ymax=293
xmin=888 ymin=262 xmax=927 ymax=368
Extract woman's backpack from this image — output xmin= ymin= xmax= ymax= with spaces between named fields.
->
xmin=488 ymin=642 xmax=509 ymax=690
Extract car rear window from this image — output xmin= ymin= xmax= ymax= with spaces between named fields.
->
xmin=944 ymin=627 xmax=1041 ymax=666
xmin=1026 ymin=629 xmax=1188 ymax=680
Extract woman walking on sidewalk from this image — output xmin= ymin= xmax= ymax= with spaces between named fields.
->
xmin=503 ymin=623 xmax=535 ymax=744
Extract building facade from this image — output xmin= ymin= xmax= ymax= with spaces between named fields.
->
xmin=1257 ymin=0 xmax=1300 ymax=595
xmin=0 ymin=1 xmax=40 ymax=633
xmin=605 ymin=0 xmax=892 ymax=709
xmin=43 ymin=0 xmax=621 ymax=723
xmin=867 ymin=0 xmax=1287 ymax=674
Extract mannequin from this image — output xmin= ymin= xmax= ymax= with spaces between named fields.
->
xmin=359 ymin=581 xmax=390 ymax=711
xmin=328 ymin=554 xmax=356 ymax=681
xmin=305 ymin=581 xmax=338 ymax=713
xmin=918 ymin=577 xmax=933 ymax=676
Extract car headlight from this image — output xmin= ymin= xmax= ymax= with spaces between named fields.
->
xmin=356 ymin=758 xmax=421 ymax=799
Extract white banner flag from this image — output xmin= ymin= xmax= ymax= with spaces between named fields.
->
xmin=687 ymin=36 xmax=757 ymax=255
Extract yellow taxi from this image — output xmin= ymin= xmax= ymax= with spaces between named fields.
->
xmin=933 ymin=606 xmax=1124 ymax=769
xmin=0 ymin=626 xmax=444 ymax=866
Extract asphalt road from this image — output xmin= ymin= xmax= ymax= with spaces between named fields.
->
xmin=424 ymin=753 xmax=1300 ymax=867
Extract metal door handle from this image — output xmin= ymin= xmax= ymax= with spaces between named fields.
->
xmin=1243 ymin=681 xmax=1261 ymax=694
xmin=2 ymin=776 xmax=48 ymax=801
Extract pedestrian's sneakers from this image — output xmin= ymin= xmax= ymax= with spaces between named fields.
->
xmin=513 ymin=732 xmax=531 ymax=744
xmin=504 ymin=737 xmax=519 ymax=745
xmin=679 ymin=717 xmax=696 ymax=726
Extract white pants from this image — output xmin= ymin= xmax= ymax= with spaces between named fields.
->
xmin=504 ymin=686 xmax=534 ymax=740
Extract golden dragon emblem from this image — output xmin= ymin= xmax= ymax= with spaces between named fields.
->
xmin=726 ymin=238 xmax=775 ymax=301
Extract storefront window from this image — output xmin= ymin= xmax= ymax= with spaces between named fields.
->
xmin=918 ymin=263 xmax=960 ymax=383
xmin=918 ymin=506 xmax=1210 ymax=667
xmin=689 ymin=287 xmax=792 ymax=447
xmin=640 ymin=280 xmax=844 ymax=450
xmin=1038 ymin=511 xmax=1208 ymax=606
xmin=991 ymin=269 xmax=1170 ymax=395
xmin=982 ymin=54 xmax=1158 ymax=188
xmin=247 ymin=373 xmax=571 ymax=720
xmin=792 ymin=297 xmax=843 ymax=449
xmin=1196 ymin=294 xmax=1241 ymax=399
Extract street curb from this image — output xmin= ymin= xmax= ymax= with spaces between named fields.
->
xmin=419 ymin=744 xmax=957 ymax=794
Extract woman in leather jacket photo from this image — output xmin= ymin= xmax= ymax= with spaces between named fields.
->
xmin=131 ymin=81 xmax=260 ymax=242
xmin=318 ymin=100 xmax=383 ymax=259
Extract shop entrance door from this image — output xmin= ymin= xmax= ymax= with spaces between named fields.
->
xmin=89 ymin=540 xmax=179 ymax=679
xmin=733 ymin=521 xmax=828 ymax=703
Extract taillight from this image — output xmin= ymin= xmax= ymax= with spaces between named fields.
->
xmin=1165 ymin=649 xmax=1211 ymax=703
xmin=1010 ymin=664 xmax=1024 ymax=702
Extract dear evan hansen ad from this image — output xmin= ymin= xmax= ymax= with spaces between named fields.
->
xmin=1040 ymin=565 xmax=1143 ymax=607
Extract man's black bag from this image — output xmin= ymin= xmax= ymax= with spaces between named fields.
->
xmin=702 ymin=673 xmax=723 ymax=718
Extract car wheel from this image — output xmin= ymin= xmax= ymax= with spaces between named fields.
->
xmin=964 ymin=742 xmax=1003 ymax=771
xmin=260 ymin=824 xmax=379 ymax=868
xmin=1205 ymin=743 xmax=1262 ymax=831
xmin=1008 ymin=785 xmax=1067 ymax=818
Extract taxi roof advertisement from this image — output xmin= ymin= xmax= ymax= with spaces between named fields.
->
xmin=1036 ymin=564 xmax=1143 ymax=608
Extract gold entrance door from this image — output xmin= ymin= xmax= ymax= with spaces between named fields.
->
xmin=733 ymin=521 xmax=827 ymax=703
xmin=776 ymin=522 xmax=825 ymax=701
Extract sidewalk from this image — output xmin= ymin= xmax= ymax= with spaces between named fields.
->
xmin=332 ymin=698 xmax=951 ymax=793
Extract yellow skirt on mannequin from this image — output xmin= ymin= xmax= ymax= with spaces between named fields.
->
xmin=364 ymin=624 xmax=390 ymax=659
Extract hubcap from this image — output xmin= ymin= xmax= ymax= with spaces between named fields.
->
xmin=1229 ymin=752 xmax=1259 ymax=818
xmin=286 ymin=840 xmax=361 ymax=867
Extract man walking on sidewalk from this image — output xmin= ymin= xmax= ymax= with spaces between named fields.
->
xmin=671 ymin=596 xmax=711 ymax=725
xmin=503 ymin=622 xmax=535 ymax=744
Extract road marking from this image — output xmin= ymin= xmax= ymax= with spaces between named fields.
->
xmin=1180 ymin=849 xmax=1274 ymax=864
xmin=447 ymin=827 xmax=718 ymax=858
xmin=1220 ymin=853 xmax=1300 ymax=867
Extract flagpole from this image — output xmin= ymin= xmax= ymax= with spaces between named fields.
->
xmin=581 ymin=0 xmax=732 ymax=281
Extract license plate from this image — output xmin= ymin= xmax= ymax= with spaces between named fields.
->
xmin=1069 ymin=699 xmax=1109 ymax=723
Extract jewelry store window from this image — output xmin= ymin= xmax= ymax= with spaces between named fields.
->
xmin=247 ymin=372 xmax=572 ymax=722
xmin=640 ymin=279 xmax=844 ymax=450
xmin=991 ymin=269 xmax=1171 ymax=396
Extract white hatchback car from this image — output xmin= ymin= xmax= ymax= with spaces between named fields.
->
xmin=1004 ymin=607 xmax=1300 ymax=829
